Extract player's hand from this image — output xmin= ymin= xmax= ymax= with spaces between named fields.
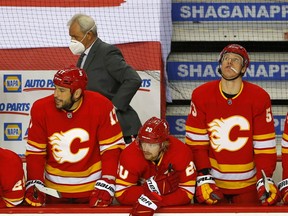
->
xmin=278 ymin=178 xmax=288 ymax=204
xmin=196 ymin=174 xmax=223 ymax=204
xmin=25 ymin=180 xmax=46 ymax=207
xmin=89 ymin=178 xmax=115 ymax=207
xmin=144 ymin=171 xmax=179 ymax=195
xmin=130 ymin=192 xmax=162 ymax=216
xmin=256 ymin=177 xmax=280 ymax=205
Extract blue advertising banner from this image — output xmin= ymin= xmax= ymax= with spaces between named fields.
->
xmin=167 ymin=62 xmax=288 ymax=81
xmin=172 ymin=2 xmax=288 ymax=22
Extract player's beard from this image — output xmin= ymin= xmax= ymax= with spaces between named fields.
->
xmin=143 ymin=150 xmax=162 ymax=162
xmin=55 ymin=95 xmax=76 ymax=111
xmin=143 ymin=151 xmax=154 ymax=161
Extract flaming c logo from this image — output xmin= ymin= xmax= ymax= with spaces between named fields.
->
xmin=49 ymin=128 xmax=89 ymax=164
xmin=208 ymin=116 xmax=249 ymax=152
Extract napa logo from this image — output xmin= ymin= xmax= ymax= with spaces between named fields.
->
xmin=3 ymin=75 xmax=22 ymax=92
xmin=4 ymin=123 xmax=22 ymax=141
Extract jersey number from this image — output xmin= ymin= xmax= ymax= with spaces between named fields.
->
xmin=186 ymin=161 xmax=195 ymax=176
xmin=190 ymin=102 xmax=197 ymax=117
xmin=119 ymin=165 xmax=129 ymax=180
xmin=266 ymin=107 xmax=272 ymax=123
xmin=12 ymin=176 xmax=25 ymax=191
xmin=110 ymin=108 xmax=119 ymax=126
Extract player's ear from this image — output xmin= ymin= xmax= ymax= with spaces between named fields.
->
xmin=87 ymin=30 xmax=94 ymax=39
xmin=74 ymin=88 xmax=82 ymax=99
xmin=241 ymin=66 xmax=247 ymax=74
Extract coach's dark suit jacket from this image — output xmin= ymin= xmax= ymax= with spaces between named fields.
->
xmin=77 ymin=38 xmax=142 ymax=137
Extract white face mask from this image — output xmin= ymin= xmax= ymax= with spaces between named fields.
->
xmin=69 ymin=24 xmax=96 ymax=55
xmin=69 ymin=39 xmax=85 ymax=55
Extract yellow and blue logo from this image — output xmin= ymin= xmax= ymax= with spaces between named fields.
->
xmin=4 ymin=123 xmax=22 ymax=141
xmin=3 ymin=75 xmax=22 ymax=92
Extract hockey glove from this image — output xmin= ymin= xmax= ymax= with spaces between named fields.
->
xmin=278 ymin=178 xmax=288 ymax=204
xmin=89 ymin=178 xmax=115 ymax=207
xmin=144 ymin=171 xmax=179 ymax=195
xmin=25 ymin=180 xmax=46 ymax=207
xmin=256 ymin=177 xmax=279 ymax=205
xmin=130 ymin=192 xmax=162 ymax=216
xmin=196 ymin=174 xmax=223 ymax=204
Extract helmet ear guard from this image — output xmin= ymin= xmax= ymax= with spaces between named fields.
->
xmin=53 ymin=66 xmax=88 ymax=94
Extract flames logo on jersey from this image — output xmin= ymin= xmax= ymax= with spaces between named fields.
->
xmin=49 ymin=128 xmax=89 ymax=164
xmin=208 ymin=116 xmax=249 ymax=152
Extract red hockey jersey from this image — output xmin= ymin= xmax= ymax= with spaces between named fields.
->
xmin=26 ymin=91 xmax=125 ymax=198
xmin=281 ymin=113 xmax=288 ymax=179
xmin=185 ymin=80 xmax=277 ymax=194
xmin=0 ymin=148 xmax=25 ymax=207
xmin=115 ymin=136 xmax=196 ymax=206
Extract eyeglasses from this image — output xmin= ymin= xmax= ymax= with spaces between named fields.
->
xmin=222 ymin=54 xmax=243 ymax=65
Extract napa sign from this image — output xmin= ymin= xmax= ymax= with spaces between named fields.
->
xmin=172 ymin=2 xmax=288 ymax=21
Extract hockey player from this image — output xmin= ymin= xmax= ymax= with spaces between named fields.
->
xmin=0 ymin=147 xmax=25 ymax=208
xmin=115 ymin=117 xmax=196 ymax=216
xmin=25 ymin=67 xmax=125 ymax=207
xmin=185 ymin=44 xmax=280 ymax=205
xmin=278 ymin=113 xmax=288 ymax=204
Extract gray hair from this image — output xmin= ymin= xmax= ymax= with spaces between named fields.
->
xmin=67 ymin=13 xmax=97 ymax=35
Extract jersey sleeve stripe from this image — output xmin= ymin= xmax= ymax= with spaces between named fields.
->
xmin=2 ymin=197 xmax=24 ymax=207
xmin=254 ymin=148 xmax=277 ymax=154
xmin=185 ymin=138 xmax=209 ymax=146
xmin=253 ymin=132 xmax=276 ymax=140
xmin=283 ymin=133 xmax=288 ymax=142
xmin=186 ymin=132 xmax=209 ymax=141
xmin=26 ymin=140 xmax=46 ymax=149
xmin=253 ymin=139 xmax=276 ymax=149
xmin=186 ymin=125 xmax=207 ymax=134
xmin=99 ymin=132 xmax=123 ymax=145
xmin=282 ymin=146 xmax=288 ymax=154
